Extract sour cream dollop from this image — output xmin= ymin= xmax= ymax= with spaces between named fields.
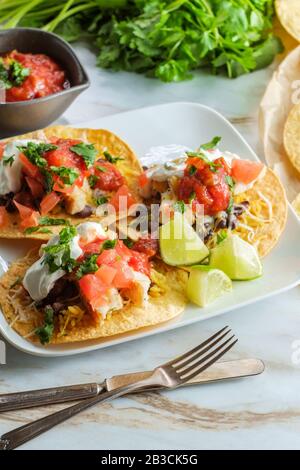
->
xmin=0 ymin=139 xmax=43 ymax=196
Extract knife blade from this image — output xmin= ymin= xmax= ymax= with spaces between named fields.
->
xmin=0 ymin=358 xmax=264 ymax=413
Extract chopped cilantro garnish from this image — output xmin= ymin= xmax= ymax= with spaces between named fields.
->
xmin=43 ymin=226 xmax=77 ymax=273
xmin=225 ymin=175 xmax=235 ymax=191
xmin=188 ymin=191 xmax=196 ymax=203
xmin=50 ymin=166 xmax=79 ymax=186
xmin=200 ymin=136 xmax=222 ymax=151
xmin=35 ymin=306 xmax=54 ymax=345
xmin=94 ymin=196 xmax=108 ymax=206
xmin=24 ymin=226 xmax=53 ymax=235
xmin=123 ymin=238 xmax=134 ymax=248
xmin=188 ymin=165 xmax=197 ymax=176
xmin=42 ymin=169 xmax=54 ymax=194
xmin=102 ymin=239 xmax=117 ymax=250
xmin=103 ymin=151 xmax=123 ymax=164
xmin=17 ymin=142 xmax=57 ymax=169
xmin=0 ymin=58 xmax=29 ymax=89
xmin=88 ymin=174 xmax=99 ymax=189
xmin=39 ymin=216 xmax=70 ymax=226
xmin=70 ymin=143 xmax=97 ymax=167
xmin=10 ymin=276 xmax=22 ymax=289
xmin=186 ymin=151 xmax=220 ymax=172
xmin=76 ymin=254 xmax=99 ymax=279
xmin=227 ymin=196 xmax=234 ymax=214
xmin=174 ymin=200 xmax=185 ymax=214
xmin=3 ymin=155 xmax=15 ymax=166
xmin=95 ymin=165 xmax=107 ymax=172
xmin=217 ymin=230 xmax=228 ymax=244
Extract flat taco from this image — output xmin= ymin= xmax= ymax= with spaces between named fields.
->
xmin=0 ymin=126 xmax=142 ymax=240
xmin=138 ymin=137 xmax=287 ymax=258
xmin=0 ymin=222 xmax=187 ymax=345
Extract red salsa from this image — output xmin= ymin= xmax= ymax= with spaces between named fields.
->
xmin=0 ymin=50 xmax=69 ymax=102
xmin=178 ymin=156 xmax=231 ymax=215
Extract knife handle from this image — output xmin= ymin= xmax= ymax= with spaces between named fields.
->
xmin=0 ymin=383 xmax=102 ymax=413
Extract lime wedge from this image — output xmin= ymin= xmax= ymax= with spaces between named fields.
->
xmin=187 ymin=266 xmax=232 ymax=307
xmin=159 ymin=213 xmax=209 ymax=266
xmin=210 ymin=234 xmax=263 ymax=280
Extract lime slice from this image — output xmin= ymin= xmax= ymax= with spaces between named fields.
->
xmin=159 ymin=213 xmax=209 ymax=266
xmin=210 ymin=234 xmax=263 ymax=280
xmin=187 ymin=266 xmax=232 ymax=307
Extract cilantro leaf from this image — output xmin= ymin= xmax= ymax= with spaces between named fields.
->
xmin=50 ymin=166 xmax=79 ymax=186
xmin=0 ymin=58 xmax=29 ymax=89
xmin=3 ymin=155 xmax=15 ymax=167
xmin=174 ymin=200 xmax=185 ymax=214
xmin=200 ymin=137 xmax=222 ymax=151
xmin=94 ymin=196 xmax=108 ymax=206
xmin=123 ymin=238 xmax=134 ymax=248
xmin=39 ymin=216 xmax=70 ymax=226
xmin=24 ymin=226 xmax=53 ymax=235
xmin=35 ymin=306 xmax=54 ymax=345
xmin=103 ymin=151 xmax=123 ymax=164
xmin=88 ymin=174 xmax=99 ymax=189
xmin=102 ymin=239 xmax=117 ymax=250
xmin=76 ymin=254 xmax=99 ymax=279
xmin=17 ymin=142 xmax=57 ymax=169
xmin=225 ymin=175 xmax=235 ymax=191
xmin=217 ymin=230 xmax=228 ymax=245
xmin=43 ymin=226 xmax=77 ymax=273
xmin=70 ymin=143 xmax=97 ymax=167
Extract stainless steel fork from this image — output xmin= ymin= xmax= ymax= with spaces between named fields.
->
xmin=0 ymin=326 xmax=237 ymax=450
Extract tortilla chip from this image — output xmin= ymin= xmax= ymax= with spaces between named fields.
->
xmin=0 ymin=256 xmax=187 ymax=345
xmin=292 ymin=193 xmax=300 ymax=215
xmin=0 ymin=126 xmax=142 ymax=240
xmin=283 ymin=103 xmax=300 ymax=175
xmin=276 ymin=0 xmax=300 ymax=42
xmin=234 ymin=168 xmax=288 ymax=258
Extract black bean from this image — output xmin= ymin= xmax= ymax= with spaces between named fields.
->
xmin=228 ymin=215 xmax=237 ymax=230
xmin=75 ymin=205 xmax=93 ymax=218
xmin=233 ymin=205 xmax=245 ymax=217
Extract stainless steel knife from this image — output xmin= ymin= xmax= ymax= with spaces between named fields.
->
xmin=0 ymin=358 xmax=264 ymax=413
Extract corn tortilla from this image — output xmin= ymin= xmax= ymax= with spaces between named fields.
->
xmin=292 ymin=193 xmax=300 ymax=215
xmin=234 ymin=168 xmax=288 ymax=258
xmin=0 ymin=126 xmax=142 ymax=240
xmin=0 ymin=255 xmax=188 ymax=345
xmin=276 ymin=0 xmax=300 ymax=42
xmin=283 ymin=103 xmax=300 ymax=175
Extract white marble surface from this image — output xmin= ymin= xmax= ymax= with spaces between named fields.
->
xmin=1 ymin=43 xmax=300 ymax=450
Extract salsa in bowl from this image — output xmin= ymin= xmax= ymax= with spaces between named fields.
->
xmin=0 ymin=28 xmax=89 ymax=137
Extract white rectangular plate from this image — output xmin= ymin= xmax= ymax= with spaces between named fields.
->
xmin=1 ymin=102 xmax=300 ymax=357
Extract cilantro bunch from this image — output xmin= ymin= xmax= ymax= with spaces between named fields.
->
xmin=0 ymin=0 xmax=282 ymax=81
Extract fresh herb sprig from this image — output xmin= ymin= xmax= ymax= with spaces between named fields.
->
xmin=35 ymin=306 xmax=55 ymax=345
xmin=70 ymin=143 xmax=97 ymax=167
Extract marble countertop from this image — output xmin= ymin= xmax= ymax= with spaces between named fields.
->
xmin=1 ymin=43 xmax=300 ymax=450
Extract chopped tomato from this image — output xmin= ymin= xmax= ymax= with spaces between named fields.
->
xmin=79 ymin=274 xmax=108 ymax=320
xmin=95 ymin=265 xmax=117 ymax=286
xmin=97 ymin=248 xmax=119 ymax=266
xmin=231 ymin=159 xmax=264 ymax=185
xmin=0 ymin=207 xmax=8 ymax=227
xmin=25 ymin=177 xmax=44 ymax=199
xmin=19 ymin=153 xmax=41 ymax=179
xmin=45 ymin=138 xmax=86 ymax=172
xmin=92 ymin=160 xmax=124 ymax=191
xmin=0 ymin=144 xmax=5 ymax=159
xmin=111 ymin=260 xmax=134 ymax=289
xmin=81 ymin=239 xmax=105 ymax=256
xmin=138 ymin=172 xmax=149 ymax=188
xmin=14 ymin=201 xmax=39 ymax=229
xmin=133 ymin=236 xmax=158 ymax=258
xmin=110 ymin=185 xmax=137 ymax=213
xmin=115 ymin=240 xmax=133 ymax=261
xmin=128 ymin=251 xmax=150 ymax=277
xmin=40 ymin=192 xmax=60 ymax=215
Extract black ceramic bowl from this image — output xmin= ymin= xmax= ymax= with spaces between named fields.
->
xmin=0 ymin=28 xmax=90 ymax=138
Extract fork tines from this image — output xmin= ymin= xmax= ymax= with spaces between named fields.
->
xmin=170 ymin=326 xmax=237 ymax=383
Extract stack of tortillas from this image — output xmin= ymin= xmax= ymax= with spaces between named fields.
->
xmin=260 ymin=1 xmax=300 ymax=217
